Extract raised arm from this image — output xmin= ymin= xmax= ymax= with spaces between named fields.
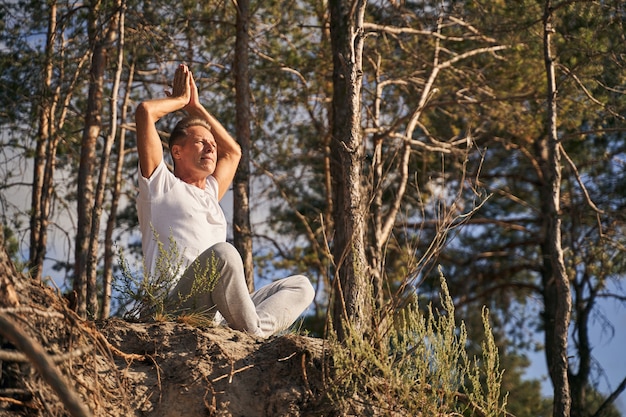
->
xmin=135 ymin=65 xmax=191 ymax=179
xmin=184 ymin=71 xmax=241 ymax=200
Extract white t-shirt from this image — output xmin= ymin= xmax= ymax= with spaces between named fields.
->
xmin=137 ymin=160 xmax=227 ymax=282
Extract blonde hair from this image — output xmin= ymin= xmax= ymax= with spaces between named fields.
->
xmin=169 ymin=116 xmax=212 ymax=147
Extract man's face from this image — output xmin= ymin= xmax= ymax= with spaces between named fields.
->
xmin=173 ymin=125 xmax=217 ymax=176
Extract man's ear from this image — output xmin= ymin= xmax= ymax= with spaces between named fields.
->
xmin=171 ymin=144 xmax=181 ymax=159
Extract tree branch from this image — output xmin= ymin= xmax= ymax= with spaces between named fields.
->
xmin=591 ymin=375 xmax=626 ymax=417
xmin=0 ymin=313 xmax=92 ymax=417
xmin=557 ymin=63 xmax=625 ymax=121
xmin=559 ymin=143 xmax=604 ymax=214
xmin=0 ymin=346 xmax=92 ymax=363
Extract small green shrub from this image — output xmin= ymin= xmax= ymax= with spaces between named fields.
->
xmin=327 ymin=272 xmax=508 ymax=417
xmin=114 ymin=228 xmax=219 ymax=321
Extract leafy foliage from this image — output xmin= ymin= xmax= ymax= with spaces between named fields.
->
xmin=114 ymin=230 xmax=219 ymax=321
xmin=328 ymin=274 xmax=508 ymax=416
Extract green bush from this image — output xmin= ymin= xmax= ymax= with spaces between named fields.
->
xmin=114 ymin=229 xmax=219 ymax=322
xmin=328 ymin=272 xmax=509 ymax=417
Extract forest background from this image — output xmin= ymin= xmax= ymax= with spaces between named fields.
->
xmin=1 ymin=0 xmax=625 ymax=416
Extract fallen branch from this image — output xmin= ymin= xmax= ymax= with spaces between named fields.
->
xmin=212 ymin=363 xmax=255 ymax=383
xmin=0 ymin=346 xmax=92 ymax=363
xmin=0 ymin=312 xmax=92 ymax=417
xmin=0 ymin=396 xmax=29 ymax=407
xmin=0 ymin=307 xmax=65 ymax=319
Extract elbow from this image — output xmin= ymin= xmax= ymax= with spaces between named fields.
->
xmin=135 ymin=102 xmax=149 ymax=123
xmin=232 ymin=144 xmax=242 ymax=166
xmin=223 ymin=141 xmax=241 ymax=163
xmin=232 ymin=143 xmax=242 ymax=161
xmin=135 ymin=102 xmax=160 ymax=131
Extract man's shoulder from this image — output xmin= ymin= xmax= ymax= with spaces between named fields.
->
xmin=138 ymin=159 xmax=178 ymax=196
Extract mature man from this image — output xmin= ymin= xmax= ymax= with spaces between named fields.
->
xmin=135 ymin=64 xmax=314 ymax=338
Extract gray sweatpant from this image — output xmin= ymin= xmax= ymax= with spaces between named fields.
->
xmin=171 ymin=242 xmax=315 ymax=338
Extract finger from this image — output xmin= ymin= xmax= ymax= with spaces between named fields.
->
xmin=175 ymin=67 xmax=185 ymax=85
xmin=186 ymin=69 xmax=194 ymax=86
xmin=172 ymin=66 xmax=189 ymax=96
xmin=189 ymin=72 xmax=200 ymax=97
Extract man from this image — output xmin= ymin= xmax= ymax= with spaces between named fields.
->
xmin=135 ymin=64 xmax=314 ymax=338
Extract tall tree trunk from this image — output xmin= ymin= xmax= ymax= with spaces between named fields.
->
xmin=31 ymin=0 xmax=89 ymax=283
xmin=233 ymin=0 xmax=254 ymax=292
xmin=101 ymin=60 xmax=133 ymax=319
xmin=541 ymin=2 xmax=572 ymax=416
xmin=30 ymin=0 xmax=58 ymax=281
xmin=329 ymin=0 xmax=371 ymax=340
xmin=569 ymin=282 xmax=592 ymax=417
xmin=90 ymin=1 xmax=123 ymax=319
xmin=74 ymin=0 xmax=108 ymax=318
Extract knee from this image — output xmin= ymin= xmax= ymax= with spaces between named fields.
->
xmin=194 ymin=242 xmax=243 ymax=279
xmin=293 ymin=275 xmax=315 ymax=304
xmin=207 ymin=242 xmax=241 ymax=266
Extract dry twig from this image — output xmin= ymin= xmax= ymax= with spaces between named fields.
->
xmin=0 ymin=312 xmax=92 ymax=417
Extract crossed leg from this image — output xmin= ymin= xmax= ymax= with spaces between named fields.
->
xmin=171 ymin=242 xmax=315 ymax=338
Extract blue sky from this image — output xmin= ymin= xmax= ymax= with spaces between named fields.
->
xmin=523 ymin=288 xmax=626 ymax=415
